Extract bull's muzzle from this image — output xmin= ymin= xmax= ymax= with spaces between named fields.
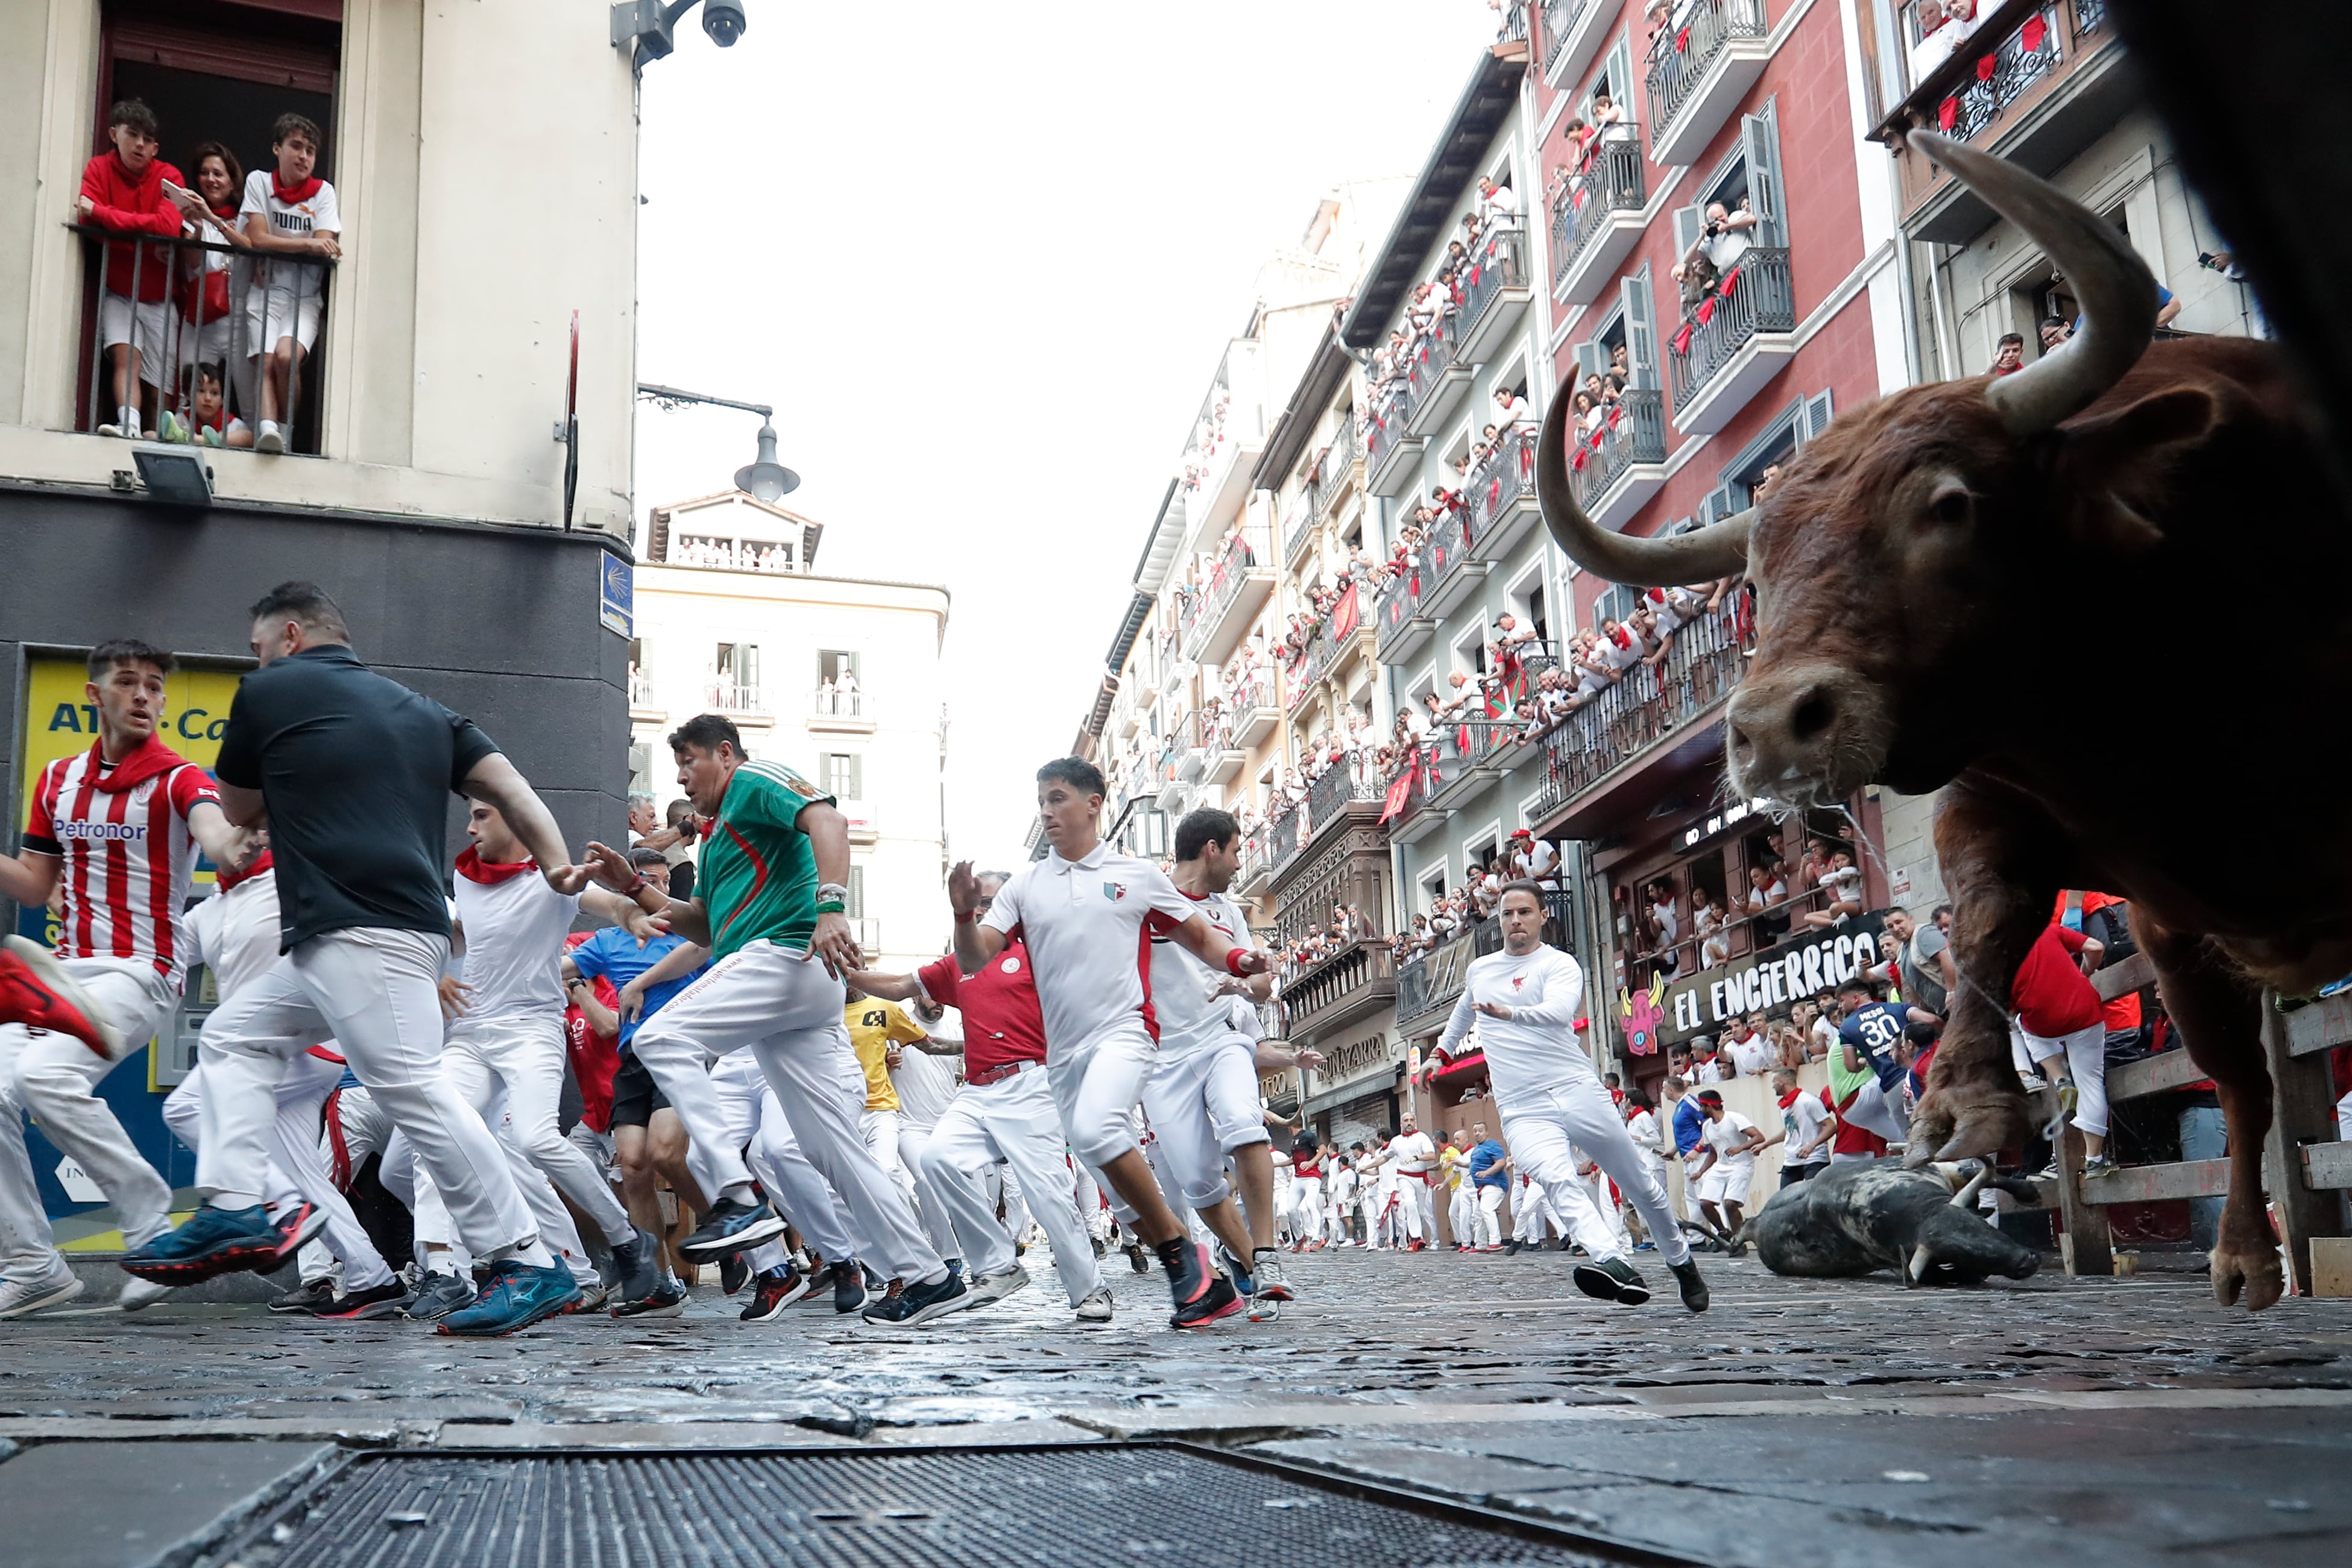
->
xmin=1726 ymin=662 xmax=1887 ymax=807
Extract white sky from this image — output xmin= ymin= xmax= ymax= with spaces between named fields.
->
xmin=634 ymin=2 xmax=1498 ymax=871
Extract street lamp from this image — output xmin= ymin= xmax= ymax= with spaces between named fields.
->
xmin=635 ymin=382 xmax=799 ymax=503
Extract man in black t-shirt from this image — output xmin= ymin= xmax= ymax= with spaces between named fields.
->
xmin=125 ymin=582 xmax=591 ymax=1337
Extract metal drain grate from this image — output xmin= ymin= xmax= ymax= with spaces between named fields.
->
xmin=228 ymin=1444 xmax=1672 ymax=1567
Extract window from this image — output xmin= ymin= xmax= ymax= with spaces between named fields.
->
xmin=1593 ymin=583 xmax=1639 ymax=629
xmin=716 ymin=642 xmax=760 ymax=689
xmin=846 ymin=866 xmax=866 ymax=919
xmin=1671 ymin=107 xmax=1787 ymax=269
xmin=817 ymin=649 xmax=860 ymax=686
xmin=1419 ymin=865 xmax=1448 ymax=908
xmin=821 ymin=752 xmax=863 ymax=802
xmin=1710 ymin=389 xmax=1834 ymax=511
xmin=1574 ymin=270 xmax=1659 ymax=392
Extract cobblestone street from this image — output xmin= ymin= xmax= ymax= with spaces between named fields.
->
xmin=7 ymin=1247 xmax=2351 ymax=1564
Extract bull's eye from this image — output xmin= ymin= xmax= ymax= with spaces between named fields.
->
xmin=1925 ymin=483 xmax=1974 ymax=527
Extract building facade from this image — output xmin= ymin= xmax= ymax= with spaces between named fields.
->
xmin=630 ymin=494 xmax=950 ymax=975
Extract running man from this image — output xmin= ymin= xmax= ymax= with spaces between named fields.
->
xmin=124 ymin=584 xmax=588 ymax=1337
xmin=1 ymin=638 xmax=263 ymax=1318
xmin=948 ymin=758 xmax=1270 ymax=1329
xmin=1433 ymin=881 xmax=1708 ymax=1311
xmin=1384 ymin=1113 xmax=1439 ymax=1251
xmin=582 ymin=714 xmax=966 ymax=1328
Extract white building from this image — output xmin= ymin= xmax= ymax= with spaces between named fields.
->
xmin=630 ymin=492 xmax=950 ymax=972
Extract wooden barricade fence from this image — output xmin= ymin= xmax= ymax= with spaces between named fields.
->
xmin=2045 ymin=953 xmax=2351 ymax=1292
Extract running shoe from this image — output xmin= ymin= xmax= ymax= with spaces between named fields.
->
xmin=0 ymin=937 xmax=125 ymax=1060
xmin=259 ymin=1200 xmax=332 ymax=1272
xmin=2082 ymin=1155 xmax=2122 ymax=1181
xmin=1123 ymin=1239 xmax=1150 ymax=1274
xmin=120 ymin=1204 xmax=278 ymax=1283
xmin=270 ymin=1278 xmax=340 ymax=1314
xmin=402 ymin=1272 xmax=478 ymax=1321
xmin=119 ymin=1276 xmax=174 ymax=1311
xmin=1669 ymin=1255 xmax=1710 ymax=1313
xmin=1248 ymin=1249 xmax=1292 ymax=1323
xmin=821 ymin=1261 xmax=868 ymax=1314
xmin=965 ymin=1267 xmax=1030 ymax=1309
xmin=740 ymin=1269 xmax=809 ymax=1321
xmin=942 ymin=1256 xmax=964 ymax=1282
xmin=1504 ymin=1239 xmax=1522 ymax=1256
xmin=678 ymin=1194 xmax=787 ymax=1261
xmin=719 ymin=1253 xmax=751 ymax=1296
xmin=1407 ymin=1238 xmax=1425 ymax=1252
xmin=1217 ymin=1246 xmax=1256 ymax=1298
xmin=438 ymin=1260 xmax=581 ymax=1337
xmin=314 ymin=1280 xmax=411 ymax=1320
xmin=611 ymin=1277 xmax=687 ymax=1318
xmin=0 ymin=1270 xmax=85 ymax=1319
xmin=1073 ymin=1287 xmax=1114 ymax=1323
xmin=608 ymin=1226 xmax=665 ymax=1306
xmin=860 ymin=1270 xmax=971 ymax=1327
xmin=1165 ymin=1242 xmax=1243 ymax=1330
xmin=1572 ymin=1258 xmax=1651 ymax=1306
xmin=568 ymin=1282 xmax=610 ymax=1314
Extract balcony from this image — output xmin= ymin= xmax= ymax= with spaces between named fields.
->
xmin=807 ymin=686 xmax=877 ymax=735
xmin=1528 ymin=597 xmax=1755 ymax=830
xmin=627 ymin=670 xmax=661 ymax=722
xmin=1226 ymin=666 xmax=1280 ymax=748
xmin=1568 ymin=388 xmax=1668 ymax=528
xmin=1315 ymin=421 xmax=1363 ymax=521
xmin=1551 ymin=130 xmax=1648 ymax=305
xmin=1875 ymin=0 xmax=2130 ymax=245
xmin=1174 ymin=714 xmax=1209 ymax=783
xmin=1456 ymin=228 xmax=1531 ymax=367
xmin=1646 ymin=0 xmax=1772 ymax=169
xmin=1424 ymin=719 xmax=1507 ymax=814
xmin=704 ymin=681 xmax=770 ymax=722
xmin=1542 ymin=0 xmax=1614 ymax=91
xmin=1299 ymin=754 xmax=1387 ymax=860
xmin=1237 ymin=819 xmax=1275 ymax=898
xmin=1281 ymin=481 xmax=1319 ymax=569
xmin=1178 ymin=526 xmax=1274 ymax=668
xmin=1462 ymin=425 xmax=1543 ymax=562
xmin=1395 ymin=929 xmax=1478 ymax=1036
xmin=1269 ymin=803 xmax=1303 ymax=873
xmin=72 ymin=225 xmax=333 ymax=453
xmin=1374 ymin=544 xmax=1436 ymax=666
xmin=1178 ymin=339 xmax=1264 ymax=543
xmin=1401 ymin=319 xmax=1474 ymax=440
xmin=1668 ymin=246 xmax=1796 ymax=434
xmin=1300 ymin=582 xmax=1369 ymax=690
xmin=1364 ymin=385 xmax=1425 ymax=498
xmin=1154 ymin=756 xmax=1190 ymax=814
xmin=1279 ymin=938 xmax=1398 ymax=1042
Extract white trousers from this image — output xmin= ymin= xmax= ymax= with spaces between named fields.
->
xmin=1500 ymin=1079 xmax=1689 ymax=1267
xmin=918 ymin=1065 xmax=1102 ymax=1303
xmin=696 ymin=1048 xmax=858 ymax=1268
xmin=1 ymin=957 xmax=179 ymax=1265
xmin=1288 ymin=1175 xmax=1323 ymax=1242
xmin=1140 ymin=1041 xmax=1268 ymax=1207
xmin=892 ymin=1113 xmax=961 ymax=1259
xmin=391 ymin=1064 xmax=594 ymax=1284
xmin=1475 ymin=1182 xmax=1506 ymax=1245
xmin=162 ymin=1054 xmax=394 ymax=1289
xmin=2014 ymin=1021 xmax=2110 ymax=1138
xmin=197 ymin=927 xmax=537 ymax=1258
xmin=447 ymin=1012 xmax=632 ymax=1246
xmin=629 ymin=940 xmax=942 ymax=1285
xmin=1393 ymin=1172 xmax=1435 ymax=1240
xmin=1447 ymin=1183 xmax=1476 ymax=1245
xmin=1050 ymin=1017 xmax=1159 ymax=1168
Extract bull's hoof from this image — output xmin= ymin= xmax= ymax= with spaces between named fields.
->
xmin=2210 ymin=1242 xmax=2286 ymax=1312
xmin=1905 ymin=1089 xmax=2030 ymax=1168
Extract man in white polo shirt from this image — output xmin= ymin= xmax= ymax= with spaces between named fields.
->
xmin=1384 ymin=1113 xmax=1439 ymax=1251
xmin=950 ymin=757 xmax=1270 ymax=1330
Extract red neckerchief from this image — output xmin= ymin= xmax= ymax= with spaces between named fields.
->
xmin=272 ymin=171 xmax=323 ymax=205
xmin=90 ymin=732 xmax=192 ymax=793
xmin=1778 ymin=1086 xmax=1804 ymax=1110
xmin=455 ymin=845 xmax=536 ymax=884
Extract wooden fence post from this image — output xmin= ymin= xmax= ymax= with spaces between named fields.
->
xmin=2265 ymin=995 xmax=2349 ymax=1295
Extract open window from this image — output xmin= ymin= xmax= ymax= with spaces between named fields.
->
xmin=1670 ymin=107 xmax=1786 ymax=282
xmin=1706 ymin=388 xmax=1835 ymax=514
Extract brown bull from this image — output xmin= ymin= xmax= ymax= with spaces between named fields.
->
xmin=1535 ymin=131 xmax=2352 ymax=1312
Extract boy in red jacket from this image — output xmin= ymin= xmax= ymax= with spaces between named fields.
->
xmin=77 ymin=99 xmax=187 ymax=439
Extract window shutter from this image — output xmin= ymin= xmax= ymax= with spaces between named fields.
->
xmin=1575 ymin=342 xmax=1604 ymax=382
xmin=847 ymin=866 xmax=865 ymax=919
xmin=1620 ymin=269 xmax=1659 ymax=389
xmin=1740 ymin=109 xmax=1785 ymax=248
xmin=1802 ymin=389 xmax=1835 ymax=443
xmin=1700 ymin=484 xmax=1739 ymax=524
xmin=1671 ymin=203 xmax=1702 ymax=262
xmin=847 ymin=754 xmax=863 ymax=802
xmin=1603 ymin=37 xmax=1632 ymax=107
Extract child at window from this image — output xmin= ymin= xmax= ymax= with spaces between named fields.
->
xmin=78 ymin=99 xmax=186 ymax=439
xmin=160 ymin=362 xmax=251 ymax=449
xmin=240 ymin=113 xmax=342 ymax=453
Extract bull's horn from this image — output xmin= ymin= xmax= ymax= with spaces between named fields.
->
xmin=1907 ymin=1242 xmax=1932 ymax=1286
xmin=1949 ymin=1161 xmax=1992 ymax=1210
xmin=1905 ymin=130 xmax=2158 ymax=435
xmin=1537 ymin=379 xmax=1751 ymax=586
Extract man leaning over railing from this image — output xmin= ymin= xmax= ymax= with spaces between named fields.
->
xmin=80 ymin=98 xmax=186 ymax=440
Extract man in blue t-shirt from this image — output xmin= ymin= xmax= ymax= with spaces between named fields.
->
xmin=1835 ymin=980 xmax=1938 ymax=1092
xmin=1464 ymin=1122 xmax=1511 ymax=1250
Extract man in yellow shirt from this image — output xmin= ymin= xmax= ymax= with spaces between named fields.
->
xmin=845 ymin=987 xmax=930 ymax=1215
xmin=1440 ymin=1131 xmax=1477 ymax=1252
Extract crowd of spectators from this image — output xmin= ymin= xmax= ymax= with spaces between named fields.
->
xmin=1359 ymin=174 xmax=1522 ymax=450
xmin=1389 ymin=831 xmax=1563 ymax=963
xmin=1631 ymin=831 xmax=1868 ymax=986
xmin=671 ymin=535 xmax=794 ymax=573
xmin=1669 ymin=195 xmax=1761 ymax=335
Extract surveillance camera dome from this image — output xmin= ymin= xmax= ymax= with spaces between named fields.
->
xmin=702 ymin=0 xmax=746 ymax=46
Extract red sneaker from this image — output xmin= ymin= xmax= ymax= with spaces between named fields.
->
xmin=1407 ymin=1238 xmax=1426 ymax=1253
xmin=0 ymin=938 xmax=124 ymax=1060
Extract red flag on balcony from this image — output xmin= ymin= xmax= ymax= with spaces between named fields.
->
xmin=1938 ymin=95 xmax=1959 ymax=131
xmin=1589 ymin=426 xmax=1606 ymax=450
xmin=1331 ymin=582 xmax=1360 ymax=641
xmin=1675 ymin=25 xmax=1689 ymax=51
xmin=1607 ymin=404 xmax=1624 ymax=429
xmin=2020 ymin=13 xmax=2046 ymax=51
xmin=1975 ymin=52 xmax=1997 ymax=82
xmin=1718 ymin=265 xmax=1739 ymax=295
xmin=1573 ymin=186 xmax=1588 ymax=210
xmin=1380 ymin=770 xmax=1413 ymax=823
xmin=1695 ymin=297 xmax=1717 ymax=327
xmin=1571 ymin=444 xmax=1589 ymax=472
xmin=1672 ymin=322 xmax=1694 ymax=355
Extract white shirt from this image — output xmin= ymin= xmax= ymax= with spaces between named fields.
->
xmin=889 ymin=1045 xmax=960 ymax=1129
xmin=1785 ymin=1090 xmax=1834 ymax=1163
xmin=451 ymin=863 xmax=579 ymax=1022
xmin=1726 ymin=1029 xmax=1773 ymax=1077
xmin=1388 ymin=1130 xmax=1437 ymax=1174
xmin=1703 ymin=1109 xmax=1759 ymax=1166
xmin=238 ymin=170 xmax=339 ymax=298
xmin=1149 ymin=888 xmax=1254 ymax=1059
xmin=1434 ymin=943 xmax=1595 ymax=1105
xmin=1625 ymin=1107 xmax=1662 ymax=1157
xmin=984 ymin=842 xmax=1200 ymax=1051
xmin=1525 ymin=838 xmax=1560 ymax=885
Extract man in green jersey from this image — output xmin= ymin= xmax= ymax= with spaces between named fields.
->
xmin=585 ymin=714 xmax=968 ymax=1327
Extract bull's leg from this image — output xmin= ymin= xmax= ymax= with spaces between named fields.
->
xmin=1907 ymin=784 xmax=2062 ymax=1167
xmin=2137 ymin=916 xmax=2280 ymax=1311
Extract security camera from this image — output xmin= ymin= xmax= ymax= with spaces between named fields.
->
xmin=702 ymin=0 xmax=746 ymax=46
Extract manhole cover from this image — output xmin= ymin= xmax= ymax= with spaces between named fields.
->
xmin=225 ymin=1443 xmax=1670 ymax=1566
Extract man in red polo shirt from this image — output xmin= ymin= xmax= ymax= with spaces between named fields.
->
xmin=848 ymin=871 xmax=1110 ymax=1324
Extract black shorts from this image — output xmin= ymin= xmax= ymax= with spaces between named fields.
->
xmin=1779 ymin=1160 xmax=1827 ymax=1189
xmin=608 ymin=1051 xmax=669 ymax=1129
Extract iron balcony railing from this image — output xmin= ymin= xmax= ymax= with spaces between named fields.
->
xmin=1374 ymin=546 xmax=1431 ymax=654
xmin=1568 ymin=388 xmax=1666 ymax=509
xmin=1270 ymin=803 xmax=1302 ymax=869
xmin=1495 ymin=0 xmax=1531 ymax=49
xmin=1280 ymin=482 xmax=1317 ymax=562
xmin=2074 ymin=0 xmax=2106 ymax=35
xmin=1238 ymin=818 xmax=1273 ymax=885
xmin=627 ymin=672 xmax=657 ymax=707
xmin=1465 ymin=426 xmax=1538 ymax=535
xmin=1542 ymin=0 xmax=1593 ymax=69
xmin=1179 ymin=527 xmax=1264 ymax=657
xmin=1390 ymin=313 xmax=1463 ymax=436
xmin=1456 ymin=228 xmax=1527 ymax=348
xmin=1314 ymin=421 xmax=1362 ymax=520
xmin=812 ymin=687 xmax=869 ymax=719
xmin=1646 ymin=0 xmax=1768 ymax=157
xmin=1667 ymin=247 xmax=1796 ymax=414
xmin=1528 ymin=596 xmax=1755 ymax=821
xmin=1281 ymin=938 xmax=1396 ymax=1033
xmin=1305 ymin=751 xmax=1386 ymax=834
xmin=705 ymin=681 xmax=768 ymax=715
xmin=1225 ymin=662 xmax=1276 ymax=720
xmin=72 ymin=224 xmax=332 ymax=452
xmin=1364 ymin=379 xmax=1410 ymax=474
xmin=1301 ymin=582 xmax=1365 ymax=688
xmin=1550 ymin=130 xmax=1647 ymax=286
xmin=1939 ymin=4 xmax=2064 ymax=144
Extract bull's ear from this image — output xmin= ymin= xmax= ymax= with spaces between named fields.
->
xmin=2054 ymin=386 xmax=2220 ymax=550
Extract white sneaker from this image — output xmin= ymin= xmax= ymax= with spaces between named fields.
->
xmin=0 ymin=1271 xmax=85 ymax=1319
xmin=966 ymin=1267 xmax=1030 ymax=1308
xmin=1073 ymin=1286 xmax=1114 ymax=1323
xmin=119 ymin=1276 xmax=173 ymax=1312
xmin=96 ymin=423 xmax=127 ymax=438
xmin=255 ymin=421 xmax=285 ymax=455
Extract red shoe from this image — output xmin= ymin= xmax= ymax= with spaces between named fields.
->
xmin=0 ymin=938 xmax=124 ymax=1060
xmin=1407 ymin=1238 xmax=1426 ymax=1253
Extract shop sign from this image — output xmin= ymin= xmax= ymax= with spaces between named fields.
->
xmin=1310 ymin=1031 xmax=1395 ymax=1092
xmin=1635 ymin=912 xmax=1889 ymax=1050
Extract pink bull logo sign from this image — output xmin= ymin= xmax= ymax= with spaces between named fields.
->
xmin=1619 ymin=975 xmax=1666 ymax=1055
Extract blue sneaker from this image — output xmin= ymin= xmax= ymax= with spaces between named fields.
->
xmin=121 ymin=1204 xmax=279 ymax=1283
xmin=679 ymin=1194 xmax=787 ymax=1261
xmin=435 ymin=1260 xmax=582 ymax=1337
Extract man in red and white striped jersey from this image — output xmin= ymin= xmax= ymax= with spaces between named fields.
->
xmin=0 ymin=638 xmax=259 ymax=1319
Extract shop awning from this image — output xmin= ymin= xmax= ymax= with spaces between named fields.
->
xmin=1433 ymin=1050 xmax=1487 ymax=1079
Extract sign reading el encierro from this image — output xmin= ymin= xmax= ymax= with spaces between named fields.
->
xmin=1629 ymin=912 xmax=1889 ymax=1052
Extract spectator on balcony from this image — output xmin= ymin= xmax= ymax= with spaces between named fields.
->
xmin=162 ymin=361 xmax=251 ymax=450
xmin=166 ymin=142 xmax=248 ymax=426
xmin=1990 ymin=332 xmax=2026 ymax=377
xmin=240 ymin=113 xmax=341 ymax=456
xmin=2038 ymin=315 xmax=2072 ymax=353
xmin=1591 ymin=92 xmax=1627 ymax=132
xmin=1477 ymin=175 xmax=1520 ymax=232
xmin=1693 ymin=885 xmax=1730 ymax=969
xmin=1671 ymin=245 xmax=1719 ymax=322
xmin=1801 ymin=847 xmax=1864 ymax=931
xmin=1703 ymin=198 xmax=1759 ymax=274
xmin=1747 ymin=860 xmax=1791 ymax=944
xmin=1646 ymin=881 xmax=1682 ymax=978
xmin=81 ymin=99 xmax=186 ymax=440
